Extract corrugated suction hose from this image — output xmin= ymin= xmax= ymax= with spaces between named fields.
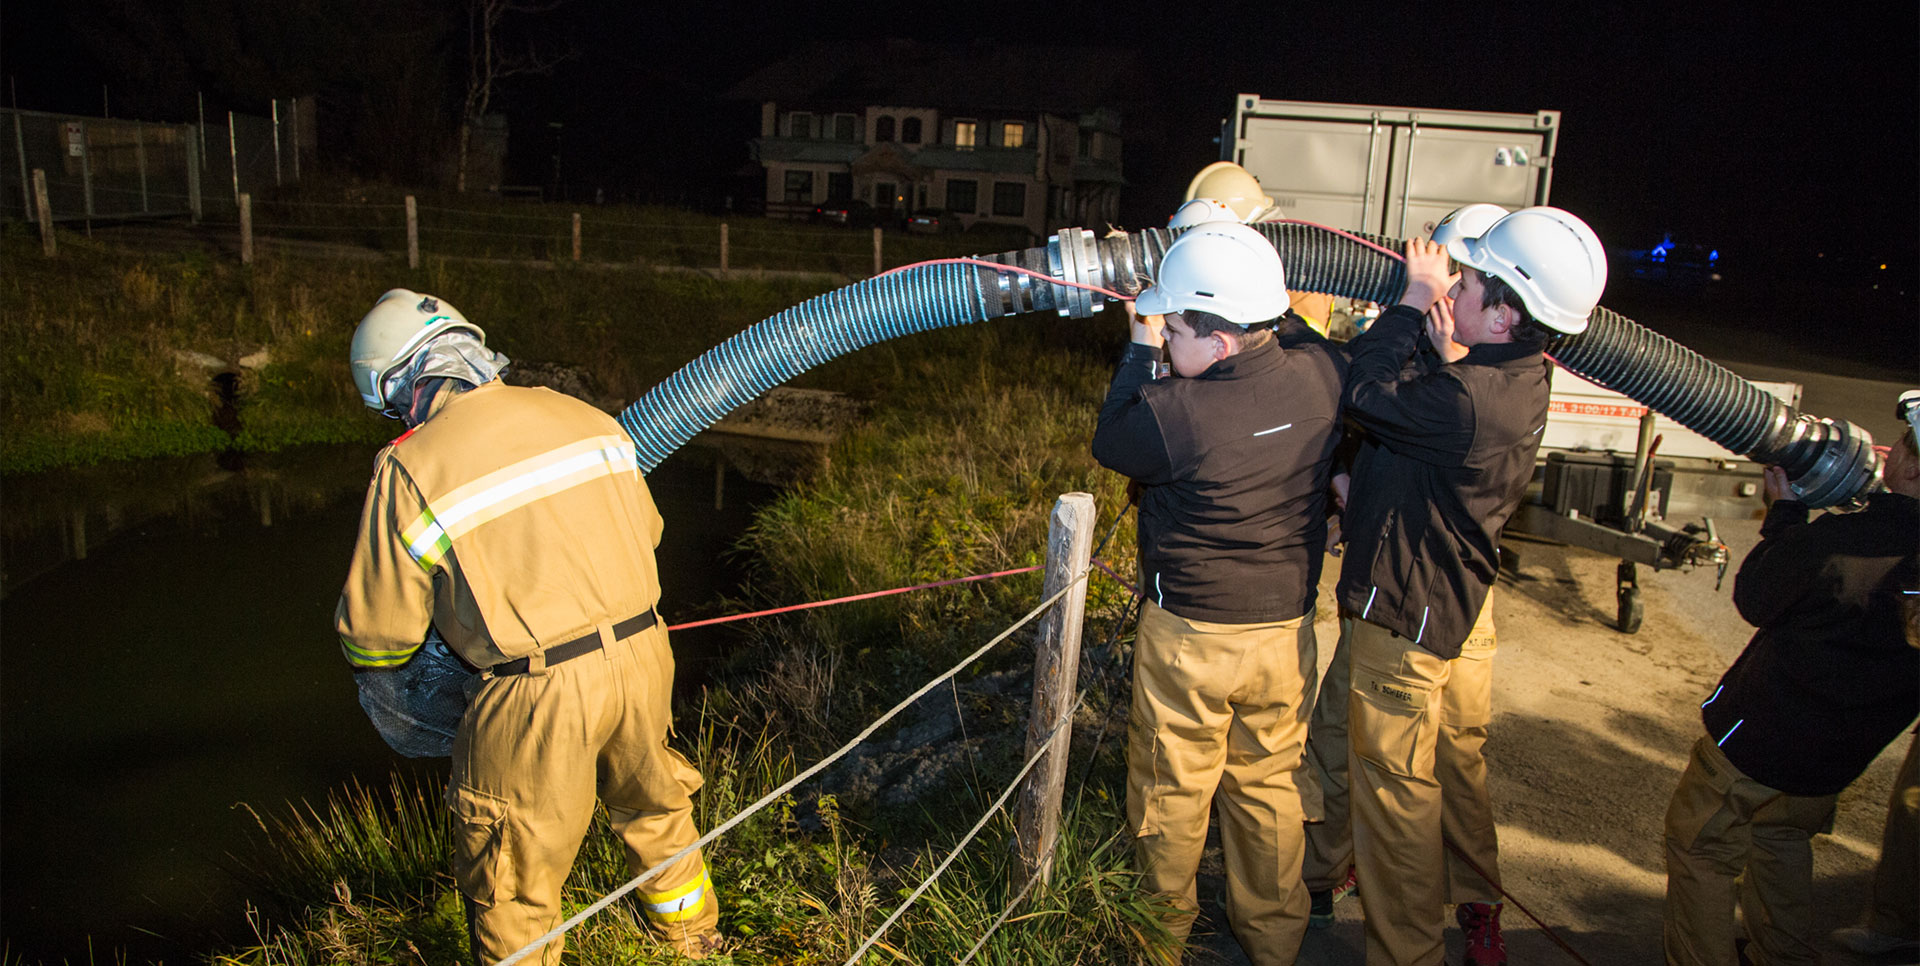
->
xmin=618 ymin=224 xmax=1879 ymax=508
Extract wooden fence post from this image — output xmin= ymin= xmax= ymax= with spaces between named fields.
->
xmin=406 ymin=195 xmax=419 ymax=269
xmin=32 ymin=169 xmax=54 ymax=256
xmin=239 ymin=192 xmax=253 ymax=264
xmin=872 ymin=225 xmax=883 ymax=276
xmin=1013 ymin=491 xmax=1096 ymax=890
xmin=719 ymin=222 xmax=729 ymax=273
xmin=572 ymin=212 xmax=581 ymax=261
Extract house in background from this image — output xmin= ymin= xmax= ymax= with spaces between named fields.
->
xmin=731 ymin=41 xmax=1132 ymax=238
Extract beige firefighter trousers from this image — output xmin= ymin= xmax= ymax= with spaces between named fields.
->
xmin=450 ymin=621 xmax=718 ymax=964
xmin=1662 ymin=735 xmax=1837 ymax=966
xmin=1127 ymin=600 xmax=1317 ymax=966
xmin=1346 ymin=609 xmax=1501 ymax=965
xmin=1867 ymin=730 xmax=1919 ymax=939
xmin=1303 ymin=596 xmax=1501 ymax=907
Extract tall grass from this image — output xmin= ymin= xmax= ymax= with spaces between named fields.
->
xmin=12 ymin=210 xmax=1176 ymax=964
xmin=216 ymin=706 xmax=1168 ymax=965
xmin=0 ymin=235 xmax=837 ymax=473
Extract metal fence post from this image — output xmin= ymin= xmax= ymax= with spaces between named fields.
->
xmin=719 ymin=222 xmax=729 ymax=272
xmin=227 ymin=111 xmax=240 ymax=207
xmin=186 ymin=137 xmax=202 ymax=223
xmin=239 ymin=192 xmax=253 ymax=264
xmin=406 ymin=195 xmax=419 ymax=269
xmin=80 ymin=123 xmax=94 ymax=229
xmin=872 ymin=225 xmax=883 ymax=275
xmin=135 ymin=121 xmax=150 ymax=213
xmin=13 ymin=112 xmax=31 ymax=220
xmin=1012 ymin=491 xmax=1095 ymax=890
xmin=32 ymin=169 xmax=54 ymax=256
xmin=290 ymin=98 xmax=301 ymax=182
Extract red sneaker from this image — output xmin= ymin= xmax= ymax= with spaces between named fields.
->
xmin=1456 ymin=901 xmax=1506 ymax=966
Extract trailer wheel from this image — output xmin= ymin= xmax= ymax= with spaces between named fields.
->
xmin=1615 ymin=560 xmax=1644 ymax=634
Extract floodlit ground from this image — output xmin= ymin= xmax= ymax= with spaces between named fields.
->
xmin=1190 ymin=367 xmax=1914 ymax=965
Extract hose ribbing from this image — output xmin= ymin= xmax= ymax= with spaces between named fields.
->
xmin=619 ymin=223 xmax=1877 ymax=506
xmin=620 ymin=263 xmax=989 ymax=472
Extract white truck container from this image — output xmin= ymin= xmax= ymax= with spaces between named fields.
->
xmin=1222 ymin=95 xmax=1559 ymax=239
xmin=1222 ymin=94 xmax=1788 ymax=631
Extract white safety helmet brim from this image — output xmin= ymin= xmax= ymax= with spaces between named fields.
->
xmin=1449 ymin=207 xmax=1607 ymax=335
xmin=1135 ymin=222 xmax=1289 ymax=325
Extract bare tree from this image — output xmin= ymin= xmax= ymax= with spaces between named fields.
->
xmin=457 ymin=0 xmax=570 ymax=193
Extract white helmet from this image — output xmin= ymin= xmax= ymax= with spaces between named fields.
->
xmin=1183 ymin=161 xmax=1274 ymax=223
xmin=1446 ymin=206 xmax=1607 ymax=334
xmin=1898 ymin=389 xmax=1920 ymax=442
xmin=1430 ymin=203 xmax=1509 ymax=249
xmin=1135 ymin=222 xmax=1290 ymax=325
xmin=350 ymin=288 xmax=486 ymax=415
xmin=1168 ymin=198 xmax=1243 ymax=229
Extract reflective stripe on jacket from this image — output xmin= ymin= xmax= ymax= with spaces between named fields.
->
xmin=335 ymin=382 xmax=664 ymax=670
xmin=1334 ymin=304 xmax=1550 ymax=659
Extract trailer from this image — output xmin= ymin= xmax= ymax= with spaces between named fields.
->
xmin=1220 ymin=94 xmax=1785 ymax=631
xmin=1221 ymin=94 xmax=1558 ymax=239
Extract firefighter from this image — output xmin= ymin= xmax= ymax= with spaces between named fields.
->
xmin=1093 ymin=222 xmax=1348 ymax=964
xmin=1299 ymin=202 xmax=1514 ymax=931
xmin=334 ymin=289 xmax=720 ymax=964
xmin=1337 ymin=208 xmax=1607 ymax=965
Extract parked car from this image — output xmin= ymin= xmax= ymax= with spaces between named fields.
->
xmin=905 ymin=209 xmax=963 ymax=234
xmin=812 ymin=199 xmax=879 ymax=227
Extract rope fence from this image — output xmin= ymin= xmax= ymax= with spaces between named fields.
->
xmin=493 ymin=517 xmax=1099 ymax=966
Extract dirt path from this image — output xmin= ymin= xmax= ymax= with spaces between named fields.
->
xmin=1184 ymin=365 xmax=1915 ymax=965
xmin=1179 ymin=521 xmax=1908 ymax=965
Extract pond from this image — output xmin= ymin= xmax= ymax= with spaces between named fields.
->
xmin=0 ymin=442 xmax=776 ymax=964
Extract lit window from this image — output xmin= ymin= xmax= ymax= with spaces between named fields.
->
xmin=1001 ymin=122 xmax=1025 ymax=148
xmin=954 ymin=121 xmax=977 ymax=150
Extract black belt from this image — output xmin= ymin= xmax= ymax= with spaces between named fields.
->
xmin=490 ymin=608 xmax=658 ymax=676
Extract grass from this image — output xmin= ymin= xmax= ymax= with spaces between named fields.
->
xmin=203 ymin=319 xmax=1161 ymax=963
xmin=5 ymin=208 xmax=1172 ymax=964
xmin=1 ymin=198 xmax=1038 ymax=475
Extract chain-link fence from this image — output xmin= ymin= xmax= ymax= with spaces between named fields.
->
xmin=3 ymin=100 xmax=312 ymax=225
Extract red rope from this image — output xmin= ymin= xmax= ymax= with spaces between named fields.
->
xmin=874 ymin=256 xmax=1133 ymax=302
xmin=1267 ymin=218 xmax=1408 ymax=262
xmin=1090 ymin=557 xmax=1141 ymax=599
xmin=1442 ymin=836 xmax=1595 ymax=966
xmin=666 ymin=565 xmax=1042 ymax=632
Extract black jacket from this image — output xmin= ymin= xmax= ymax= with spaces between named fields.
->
xmin=1703 ymin=492 xmax=1919 ymax=796
xmin=1335 ymin=304 xmax=1551 ymax=658
xmin=1092 ymin=333 xmax=1347 ymax=624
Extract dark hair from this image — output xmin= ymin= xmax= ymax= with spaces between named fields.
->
xmin=1176 ymin=309 xmax=1274 ymax=339
xmin=1473 ymin=269 xmax=1554 ymax=350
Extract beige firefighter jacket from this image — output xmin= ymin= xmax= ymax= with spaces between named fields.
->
xmin=335 ymin=381 xmax=663 ymax=671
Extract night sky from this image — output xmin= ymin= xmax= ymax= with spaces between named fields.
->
xmin=7 ymin=2 xmax=1917 ymax=283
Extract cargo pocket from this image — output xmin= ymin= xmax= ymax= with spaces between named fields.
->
xmin=449 ymin=784 xmax=515 ymax=905
xmin=1348 ymin=666 xmax=1437 ymax=781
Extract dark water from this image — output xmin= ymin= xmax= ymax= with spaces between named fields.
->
xmin=0 ymin=443 xmax=774 ymax=964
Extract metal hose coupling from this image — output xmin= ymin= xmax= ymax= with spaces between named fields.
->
xmin=1765 ymin=415 xmax=1880 ymax=508
xmin=1032 ymin=224 xmax=1883 ymax=509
